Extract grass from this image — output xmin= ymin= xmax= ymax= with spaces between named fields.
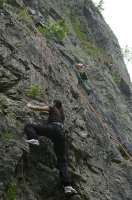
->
xmin=8 ymin=114 xmax=16 ymax=121
xmin=71 ymin=17 xmax=101 ymax=58
xmin=5 ymin=183 xmax=17 ymax=200
xmin=18 ymin=8 xmax=30 ymax=21
xmin=102 ymin=66 xmax=107 ymax=72
xmin=112 ymin=75 xmax=122 ymax=84
xmin=71 ymin=21 xmax=87 ymax=41
xmin=16 ymin=119 xmax=22 ymax=126
xmin=4 ymin=131 xmax=15 ymax=139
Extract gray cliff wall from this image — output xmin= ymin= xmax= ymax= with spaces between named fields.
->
xmin=0 ymin=0 xmax=132 ymax=200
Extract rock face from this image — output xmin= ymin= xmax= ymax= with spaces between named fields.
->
xmin=0 ymin=0 xmax=132 ymax=200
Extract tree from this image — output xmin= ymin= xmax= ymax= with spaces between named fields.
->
xmin=93 ymin=0 xmax=105 ymax=12
xmin=121 ymin=45 xmax=132 ymax=65
xmin=98 ymin=0 xmax=105 ymax=12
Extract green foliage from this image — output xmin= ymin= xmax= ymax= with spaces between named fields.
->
xmin=93 ymin=0 xmax=105 ymax=12
xmin=38 ymin=27 xmax=46 ymax=35
xmin=56 ymin=0 xmax=70 ymax=8
xmin=112 ymin=75 xmax=122 ymax=84
xmin=7 ymin=114 xmax=22 ymax=126
xmin=18 ymin=8 xmax=29 ymax=21
xmin=14 ymin=43 xmax=20 ymax=48
xmin=0 ymin=96 xmax=7 ymax=110
xmin=71 ymin=15 xmax=101 ymax=58
xmin=27 ymin=84 xmax=42 ymax=99
xmin=121 ymin=45 xmax=132 ymax=65
xmin=76 ymin=49 xmax=80 ymax=55
xmin=58 ymin=18 xmax=69 ymax=33
xmin=102 ymin=66 xmax=107 ymax=72
xmin=0 ymin=102 xmax=6 ymax=109
xmin=38 ymin=18 xmax=69 ymax=41
xmin=0 ymin=103 xmax=4 ymax=109
xmin=45 ymin=0 xmax=51 ymax=2
xmin=84 ymin=45 xmax=99 ymax=57
xmin=97 ymin=0 xmax=105 ymax=12
xmin=5 ymin=183 xmax=16 ymax=200
xmin=71 ymin=21 xmax=87 ymax=40
xmin=4 ymin=131 xmax=15 ymax=139
xmin=8 ymin=114 xmax=16 ymax=121
xmin=16 ymin=119 xmax=22 ymax=126
xmin=2 ymin=0 xmax=7 ymax=3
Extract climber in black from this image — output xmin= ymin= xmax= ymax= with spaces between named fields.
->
xmin=76 ymin=63 xmax=92 ymax=95
xmin=24 ymin=99 xmax=77 ymax=195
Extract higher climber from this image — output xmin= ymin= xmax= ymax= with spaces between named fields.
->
xmin=24 ymin=99 xmax=77 ymax=195
xmin=76 ymin=63 xmax=92 ymax=95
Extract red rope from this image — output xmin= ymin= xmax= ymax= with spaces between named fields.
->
xmin=21 ymin=0 xmax=132 ymax=160
xmin=41 ymin=41 xmax=132 ymax=161
xmin=20 ymin=0 xmax=48 ymax=105
xmin=41 ymin=36 xmax=49 ymax=105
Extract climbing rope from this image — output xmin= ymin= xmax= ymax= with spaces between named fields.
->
xmin=41 ymin=36 xmax=49 ymax=105
xmin=36 ymin=0 xmax=132 ymax=155
xmin=21 ymin=0 xmax=132 ymax=160
xmin=21 ymin=0 xmax=48 ymax=104
xmin=91 ymin=92 xmax=132 ymax=151
xmin=50 ymin=32 xmax=132 ymax=155
xmin=37 ymin=0 xmax=131 ymax=84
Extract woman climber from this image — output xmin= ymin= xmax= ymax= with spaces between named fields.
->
xmin=76 ymin=63 xmax=92 ymax=95
xmin=24 ymin=99 xmax=77 ymax=195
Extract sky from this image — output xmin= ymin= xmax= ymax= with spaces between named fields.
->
xmin=93 ymin=0 xmax=132 ymax=81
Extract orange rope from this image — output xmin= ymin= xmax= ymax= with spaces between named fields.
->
xmin=21 ymin=0 xmax=132 ymax=160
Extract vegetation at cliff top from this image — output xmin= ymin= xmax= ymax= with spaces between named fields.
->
xmin=93 ymin=0 xmax=105 ymax=12
xmin=71 ymin=15 xmax=102 ymax=58
xmin=121 ymin=45 xmax=132 ymax=65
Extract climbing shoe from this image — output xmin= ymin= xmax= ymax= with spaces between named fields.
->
xmin=87 ymin=89 xmax=92 ymax=95
xmin=26 ymin=139 xmax=39 ymax=146
xmin=64 ymin=186 xmax=77 ymax=195
xmin=36 ymin=22 xmax=46 ymax=28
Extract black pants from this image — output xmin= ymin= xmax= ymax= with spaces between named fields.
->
xmin=24 ymin=123 xmax=71 ymax=186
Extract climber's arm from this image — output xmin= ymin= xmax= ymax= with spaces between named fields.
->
xmin=26 ymin=103 xmax=50 ymax=111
